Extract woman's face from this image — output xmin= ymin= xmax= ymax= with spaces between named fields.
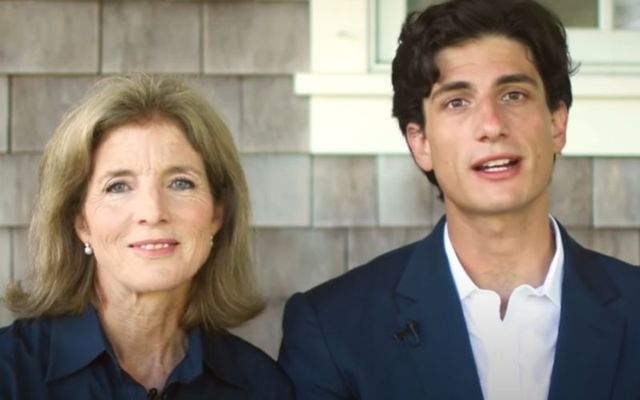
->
xmin=75 ymin=119 xmax=223 ymax=298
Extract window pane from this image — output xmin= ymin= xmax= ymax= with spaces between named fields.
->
xmin=407 ymin=0 xmax=598 ymax=28
xmin=536 ymin=0 xmax=598 ymax=27
xmin=407 ymin=0 xmax=443 ymax=13
xmin=615 ymin=0 xmax=640 ymax=29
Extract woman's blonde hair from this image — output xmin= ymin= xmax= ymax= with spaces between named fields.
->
xmin=4 ymin=74 xmax=263 ymax=331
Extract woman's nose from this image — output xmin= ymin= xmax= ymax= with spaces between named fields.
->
xmin=135 ymin=185 xmax=168 ymax=225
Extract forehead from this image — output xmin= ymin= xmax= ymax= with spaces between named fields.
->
xmin=91 ymin=119 xmax=205 ymax=172
xmin=433 ymin=35 xmax=541 ymax=84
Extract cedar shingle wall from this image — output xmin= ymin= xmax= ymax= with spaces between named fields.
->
xmin=1 ymin=0 xmax=638 ymax=358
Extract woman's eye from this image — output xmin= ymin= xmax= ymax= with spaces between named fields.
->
xmin=169 ymin=178 xmax=195 ymax=191
xmin=106 ymin=182 xmax=129 ymax=193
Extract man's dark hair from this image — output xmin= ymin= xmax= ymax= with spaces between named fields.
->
xmin=391 ymin=0 xmax=576 ymax=195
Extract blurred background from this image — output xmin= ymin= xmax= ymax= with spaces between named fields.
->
xmin=1 ymin=0 xmax=639 ymax=358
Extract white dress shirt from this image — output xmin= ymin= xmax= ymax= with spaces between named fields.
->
xmin=444 ymin=218 xmax=564 ymax=400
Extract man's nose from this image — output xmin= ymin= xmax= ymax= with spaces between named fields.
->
xmin=474 ymin=98 xmax=507 ymax=142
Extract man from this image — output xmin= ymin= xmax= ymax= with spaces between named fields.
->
xmin=279 ymin=0 xmax=640 ymax=399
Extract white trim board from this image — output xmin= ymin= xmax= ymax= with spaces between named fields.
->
xmin=298 ymin=73 xmax=640 ymax=156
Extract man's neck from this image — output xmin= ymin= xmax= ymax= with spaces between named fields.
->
xmin=445 ymin=205 xmax=556 ymax=313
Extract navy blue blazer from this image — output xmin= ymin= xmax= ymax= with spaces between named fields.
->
xmin=279 ymin=218 xmax=640 ymax=399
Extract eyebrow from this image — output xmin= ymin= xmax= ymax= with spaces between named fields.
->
xmin=430 ymin=73 xmax=539 ymax=99
xmin=164 ymin=165 xmax=204 ymax=177
xmin=97 ymin=169 xmax=133 ymax=182
xmin=496 ymin=73 xmax=538 ymax=87
xmin=96 ymin=165 xmax=204 ymax=183
xmin=430 ymin=81 xmax=471 ymax=100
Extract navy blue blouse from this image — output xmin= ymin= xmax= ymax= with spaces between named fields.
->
xmin=0 ymin=307 xmax=294 ymax=399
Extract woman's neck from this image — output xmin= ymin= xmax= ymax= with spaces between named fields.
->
xmin=97 ymin=287 xmax=190 ymax=391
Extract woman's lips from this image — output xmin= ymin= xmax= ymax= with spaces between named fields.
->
xmin=128 ymin=239 xmax=179 ymax=254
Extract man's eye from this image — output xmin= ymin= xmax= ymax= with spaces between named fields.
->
xmin=169 ymin=178 xmax=195 ymax=191
xmin=106 ymin=182 xmax=129 ymax=193
xmin=502 ymin=91 xmax=526 ymax=102
xmin=446 ymin=98 xmax=469 ymax=109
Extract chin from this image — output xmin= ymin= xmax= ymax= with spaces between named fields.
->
xmin=484 ymin=196 xmax=542 ymax=215
xmin=125 ymin=275 xmax=192 ymax=296
xmin=451 ymin=195 xmax=531 ymax=217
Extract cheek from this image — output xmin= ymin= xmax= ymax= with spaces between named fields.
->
xmin=84 ymin=202 xmax=130 ymax=242
xmin=174 ymin=198 xmax=216 ymax=236
xmin=533 ymin=125 xmax=558 ymax=156
xmin=181 ymin=208 xmax=216 ymax=271
xmin=428 ymin=132 xmax=459 ymax=172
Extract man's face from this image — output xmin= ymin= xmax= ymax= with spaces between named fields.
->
xmin=407 ymin=35 xmax=568 ymax=219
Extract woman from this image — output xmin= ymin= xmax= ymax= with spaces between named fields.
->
xmin=0 ymin=75 xmax=294 ymax=399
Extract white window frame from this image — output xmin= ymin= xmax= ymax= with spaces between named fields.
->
xmin=299 ymin=0 xmax=640 ymax=156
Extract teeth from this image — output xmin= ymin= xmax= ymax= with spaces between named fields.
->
xmin=482 ymin=159 xmax=512 ymax=168
xmin=478 ymin=158 xmax=517 ymax=172
xmin=139 ymin=243 xmax=171 ymax=250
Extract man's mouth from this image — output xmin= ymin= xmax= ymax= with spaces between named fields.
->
xmin=474 ymin=158 xmax=520 ymax=172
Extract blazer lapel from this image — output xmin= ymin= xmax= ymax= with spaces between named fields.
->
xmin=548 ymin=228 xmax=625 ymax=400
xmin=394 ymin=218 xmax=483 ymax=400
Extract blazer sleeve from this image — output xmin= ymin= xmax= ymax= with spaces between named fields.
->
xmin=278 ymin=292 xmax=353 ymax=400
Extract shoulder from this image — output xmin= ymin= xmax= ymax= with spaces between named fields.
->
xmin=564 ymin=228 xmax=640 ymax=280
xmin=561 ymin=224 xmax=640 ymax=285
xmin=565 ymin=232 xmax=640 ymax=305
xmin=590 ymin=249 xmax=640 ymax=273
xmin=308 ymin=239 xmax=422 ymax=302
xmin=0 ymin=318 xmax=51 ymax=398
xmin=203 ymin=331 xmax=294 ymax=399
xmin=215 ymin=332 xmax=282 ymax=372
xmin=590 ymin=249 xmax=640 ymax=296
xmin=303 ymin=222 xmax=445 ymax=307
xmin=0 ymin=317 xmax=50 ymax=361
xmin=282 ymin=238 xmax=425 ymax=332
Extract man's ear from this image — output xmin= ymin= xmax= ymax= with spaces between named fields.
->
xmin=74 ymin=213 xmax=91 ymax=243
xmin=406 ymin=122 xmax=433 ymax=172
xmin=551 ymin=102 xmax=568 ymax=154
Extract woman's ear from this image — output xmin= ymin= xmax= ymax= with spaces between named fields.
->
xmin=74 ymin=213 xmax=91 ymax=243
xmin=210 ymin=203 xmax=224 ymax=236
xmin=406 ymin=122 xmax=434 ymax=172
